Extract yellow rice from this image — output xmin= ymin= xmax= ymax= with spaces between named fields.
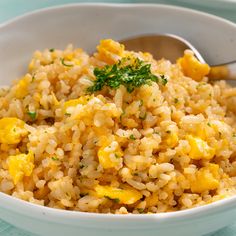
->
xmin=1 ymin=39 xmax=236 ymax=214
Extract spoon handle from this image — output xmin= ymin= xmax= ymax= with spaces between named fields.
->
xmin=209 ymin=61 xmax=236 ymax=80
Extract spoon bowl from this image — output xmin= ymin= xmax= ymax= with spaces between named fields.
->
xmin=120 ymin=34 xmax=236 ymax=80
xmin=120 ymin=34 xmax=205 ymax=63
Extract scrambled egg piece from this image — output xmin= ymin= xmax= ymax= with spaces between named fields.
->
xmin=8 ymin=151 xmax=34 ymax=184
xmin=178 ymin=50 xmax=210 ymax=81
xmin=187 ymin=135 xmax=215 ymax=160
xmin=195 ymin=125 xmax=208 ymax=140
xmin=0 ymin=117 xmax=27 ymax=144
xmin=63 ymin=52 xmax=82 ymax=66
xmin=96 ymin=39 xmax=124 ymax=64
xmin=191 ymin=164 xmax=219 ymax=193
xmin=15 ymin=76 xmax=29 ymax=98
xmin=166 ymin=132 xmax=179 ymax=148
xmin=63 ymin=95 xmax=92 ymax=114
xmin=98 ymin=136 xmax=123 ymax=169
xmin=95 ymin=185 xmax=142 ymax=204
xmin=145 ymin=193 xmax=159 ymax=207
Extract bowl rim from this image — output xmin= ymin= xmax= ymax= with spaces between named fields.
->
xmin=169 ymin=0 xmax=236 ymax=10
xmin=0 ymin=2 xmax=236 ymax=222
xmin=1 ymin=2 xmax=236 ymax=28
xmin=1 ymin=191 xmax=236 ymax=223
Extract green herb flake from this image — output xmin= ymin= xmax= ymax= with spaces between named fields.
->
xmin=174 ymin=98 xmax=179 ymax=104
xmin=139 ymin=100 xmax=143 ymax=107
xmin=32 ymin=75 xmax=36 ymax=82
xmin=137 ymin=208 xmax=144 ymax=213
xmin=61 ymin=58 xmax=73 ymax=67
xmin=139 ymin=112 xmax=147 ymax=120
xmin=13 ymin=128 xmax=16 ymax=132
xmin=196 ymin=82 xmax=206 ymax=90
xmin=79 ymin=163 xmax=85 ymax=168
xmin=113 ymin=198 xmax=120 ymax=203
xmin=52 ymin=157 xmax=59 ymax=161
xmin=233 ymin=133 xmax=236 ymax=137
xmin=49 ymin=48 xmax=55 ymax=52
xmin=114 ymin=153 xmax=120 ymax=158
xmin=27 ymin=111 xmax=36 ymax=120
xmin=119 ymin=110 xmax=126 ymax=122
xmin=65 ymin=112 xmax=71 ymax=116
xmin=105 ymin=196 xmax=120 ymax=203
xmin=129 ymin=134 xmax=136 ymax=140
xmin=207 ymin=122 xmax=211 ymax=127
xmin=160 ymin=74 xmax=168 ymax=85
xmin=87 ymin=57 xmax=167 ymax=93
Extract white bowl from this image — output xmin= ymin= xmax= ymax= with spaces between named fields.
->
xmin=0 ymin=3 xmax=236 ymax=236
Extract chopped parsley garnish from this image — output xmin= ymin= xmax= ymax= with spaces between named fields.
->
xmin=160 ymin=74 xmax=168 ymax=85
xmin=27 ymin=111 xmax=36 ymax=120
xmin=139 ymin=100 xmax=143 ymax=107
xmin=52 ymin=157 xmax=59 ymax=161
xmin=79 ymin=163 xmax=85 ymax=168
xmin=87 ymin=57 xmax=167 ymax=93
xmin=129 ymin=134 xmax=136 ymax=140
xmin=32 ymin=75 xmax=36 ymax=82
xmin=61 ymin=58 xmax=73 ymax=67
xmin=207 ymin=122 xmax=211 ymax=127
xmin=137 ymin=208 xmax=144 ymax=213
xmin=65 ymin=112 xmax=71 ymax=116
xmin=196 ymin=82 xmax=207 ymax=89
xmin=139 ymin=112 xmax=147 ymax=120
xmin=113 ymin=198 xmax=120 ymax=203
xmin=114 ymin=153 xmax=120 ymax=158
xmin=49 ymin=48 xmax=55 ymax=52
xmin=174 ymin=98 xmax=179 ymax=104
xmin=105 ymin=196 xmax=120 ymax=203
xmin=119 ymin=111 xmax=125 ymax=122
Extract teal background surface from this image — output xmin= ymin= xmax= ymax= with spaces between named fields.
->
xmin=0 ymin=0 xmax=236 ymax=235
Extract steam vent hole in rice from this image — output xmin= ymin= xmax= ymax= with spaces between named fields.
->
xmin=1 ymin=39 xmax=236 ymax=214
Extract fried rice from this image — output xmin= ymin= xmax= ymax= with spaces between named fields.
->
xmin=1 ymin=39 xmax=236 ymax=214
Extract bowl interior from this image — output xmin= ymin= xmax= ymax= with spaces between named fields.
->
xmin=0 ymin=3 xmax=236 ymax=85
xmin=1 ymin=5 xmax=236 ymax=236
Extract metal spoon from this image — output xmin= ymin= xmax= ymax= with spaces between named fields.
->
xmin=120 ymin=34 xmax=236 ymax=80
